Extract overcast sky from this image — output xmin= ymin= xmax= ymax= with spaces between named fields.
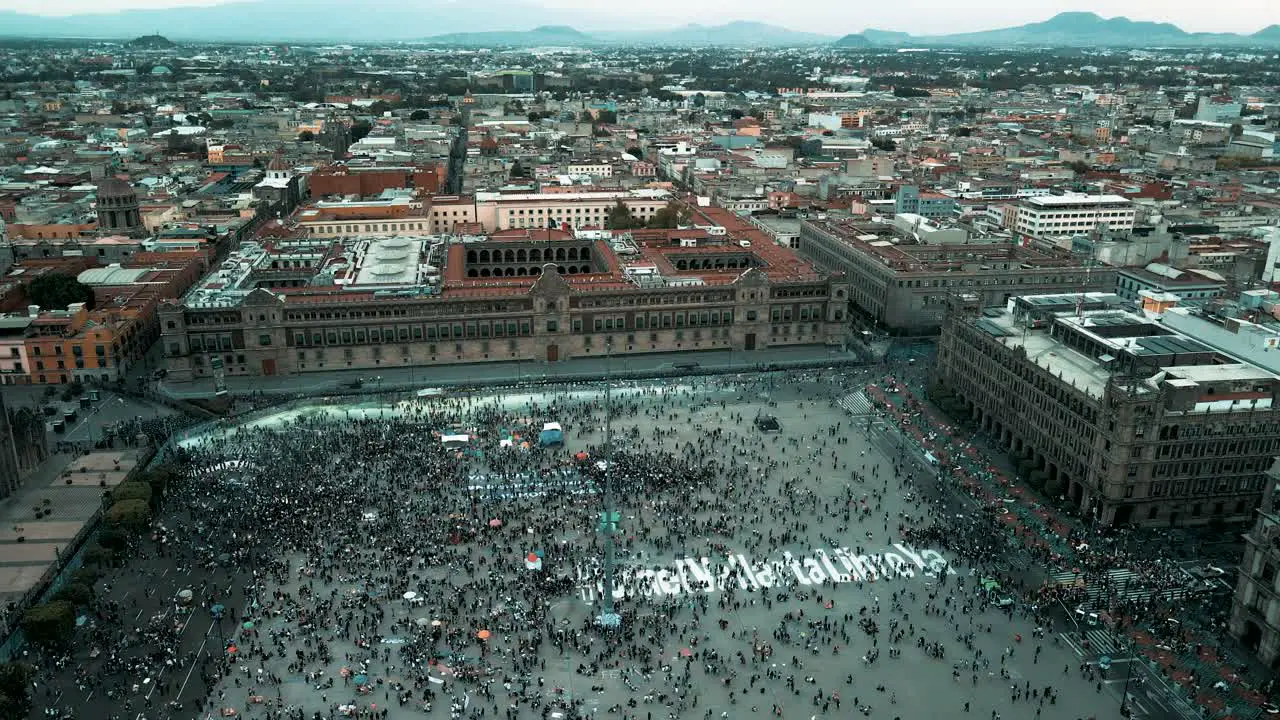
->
xmin=2 ymin=0 xmax=1275 ymax=35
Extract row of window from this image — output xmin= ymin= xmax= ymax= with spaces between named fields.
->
xmin=33 ymin=358 xmax=108 ymax=371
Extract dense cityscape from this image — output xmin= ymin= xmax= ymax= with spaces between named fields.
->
xmin=0 ymin=6 xmax=1278 ymax=720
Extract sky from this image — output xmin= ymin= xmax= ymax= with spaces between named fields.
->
xmin=0 ymin=0 xmax=1275 ymax=35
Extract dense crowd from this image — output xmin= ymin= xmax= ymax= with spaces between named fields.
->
xmin=26 ymin=372 xmax=1140 ymax=720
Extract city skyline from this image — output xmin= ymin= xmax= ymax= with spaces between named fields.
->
xmin=0 ymin=0 xmax=1274 ymax=36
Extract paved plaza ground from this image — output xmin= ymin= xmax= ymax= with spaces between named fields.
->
xmin=25 ymin=370 xmax=1204 ymax=720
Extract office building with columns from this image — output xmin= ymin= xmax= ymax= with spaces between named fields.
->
xmin=933 ymin=292 xmax=1278 ymax=527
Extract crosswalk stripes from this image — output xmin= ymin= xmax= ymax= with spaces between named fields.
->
xmin=1083 ymin=628 xmax=1119 ymax=655
xmin=1050 ymin=567 xmax=1199 ymax=605
xmin=838 ymin=391 xmax=874 ymax=416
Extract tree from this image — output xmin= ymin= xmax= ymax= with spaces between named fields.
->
xmin=296 ymin=130 xmax=315 ymax=142
xmin=728 ymin=109 xmax=744 ymax=120
xmin=111 ymin=480 xmax=154 ymax=509
xmin=145 ymin=464 xmax=179 ymax=501
xmin=53 ymin=581 xmax=92 ymax=609
xmin=368 ymin=100 xmax=392 ymax=116
xmin=870 ymin=138 xmax=897 ymax=152
xmin=105 ymin=498 xmax=151 ymax=533
xmin=953 ymin=127 xmax=973 ymax=137
xmin=692 ymin=93 xmax=706 ymax=108
xmin=579 ymin=110 xmax=594 ymax=123
xmin=625 ymin=146 xmax=643 ymax=158
xmin=892 ymin=86 xmax=931 ymax=98
xmin=83 ymin=543 xmax=115 ymax=569
xmin=606 ymin=201 xmax=640 ymax=230
xmin=0 ymin=663 xmax=31 ymax=720
xmin=22 ymin=601 xmax=74 ymax=650
xmin=510 ymin=159 xmax=527 ymax=179
xmin=1229 ymin=123 xmax=1244 ymax=138
xmin=349 ymin=121 xmax=372 ymax=143
xmin=27 ymin=272 xmax=94 ymax=312
xmin=596 ymin=110 xmax=618 ymax=125
xmin=1068 ymin=160 xmax=1091 ymax=175
xmin=647 ymin=203 xmax=692 ymax=229
xmin=409 ymin=109 xmax=430 ymax=121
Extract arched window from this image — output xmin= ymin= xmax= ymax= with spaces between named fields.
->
xmin=517 ymin=249 xmax=527 ymax=262
xmin=467 ymin=250 xmax=478 ymax=264
xmin=479 ymin=250 xmax=491 ymax=263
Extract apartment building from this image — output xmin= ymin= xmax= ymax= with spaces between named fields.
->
xmin=1230 ymin=462 xmax=1280 ymax=670
xmin=798 ymin=219 xmax=1114 ymax=333
xmin=1014 ymin=194 xmax=1136 ymax=239
xmin=160 ymin=205 xmax=851 ymax=380
xmin=297 ymin=189 xmax=673 ymax=238
xmin=474 ymin=189 xmax=671 ymax=232
xmin=566 ymin=162 xmax=613 ymax=178
xmin=934 ymin=292 xmax=1277 ymax=527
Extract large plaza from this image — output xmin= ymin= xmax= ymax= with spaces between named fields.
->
xmin=24 ymin=368 xmax=1162 ymax=720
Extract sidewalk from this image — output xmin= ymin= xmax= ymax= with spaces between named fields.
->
xmin=156 ymin=345 xmax=866 ymax=400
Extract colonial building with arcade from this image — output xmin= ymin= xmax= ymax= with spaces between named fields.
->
xmin=158 ymin=204 xmax=851 ymax=380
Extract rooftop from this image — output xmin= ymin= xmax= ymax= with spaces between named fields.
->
xmin=972 ymin=292 xmax=1280 ymax=402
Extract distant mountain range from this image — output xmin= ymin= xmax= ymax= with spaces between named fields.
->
xmin=424 ymin=21 xmax=832 ymax=46
xmin=860 ymin=12 xmax=1280 ymax=47
xmin=0 ymin=3 xmax=1276 ymax=47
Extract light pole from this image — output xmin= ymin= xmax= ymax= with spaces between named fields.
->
xmin=595 ymin=337 xmax=621 ymax=629
xmin=1119 ymin=638 xmax=1135 ymax=716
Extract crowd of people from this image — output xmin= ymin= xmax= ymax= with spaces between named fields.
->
xmin=26 ymin=370 xmax=1156 ymax=720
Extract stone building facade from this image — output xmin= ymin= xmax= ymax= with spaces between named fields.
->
xmin=158 ymin=266 xmax=850 ymax=380
xmin=798 ymin=219 xmax=1114 ymax=334
xmin=1230 ymin=462 xmax=1280 ymax=671
xmin=934 ymin=292 xmax=1277 ymax=527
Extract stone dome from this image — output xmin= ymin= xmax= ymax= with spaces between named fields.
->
xmin=95 ymin=178 xmax=136 ymax=199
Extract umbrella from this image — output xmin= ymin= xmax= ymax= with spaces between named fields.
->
xmin=353 ymin=674 xmax=368 ymax=685
xmin=340 ymin=667 xmax=351 ymax=678
xmin=476 ymin=629 xmax=491 ymax=641
xmin=176 ymin=589 xmax=194 ymax=602
xmin=242 ymin=621 xmax=254 ymax=630
xmin=217 ymin=553 xmax=231 ymax=564
xmin=488 ymin=519 xmax=502 ymax=528
xmin=1098 ymin=656 xmax=1113 ymax=671
xmin=525 ymin=552 xmax=543 ymax=571
xmin=431 ymin=620 xmax=442 ymax=627
xmin=574 ymin=452 xmax=588 ymax=460
xmin=403 ymin=591 xmax=418 ymax=601
xmin=679 ymin=648 xmax=693 ymax=657
xmin=415 ymin=618 xmax=431 ymax=627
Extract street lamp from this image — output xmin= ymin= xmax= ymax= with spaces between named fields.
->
xmin=595 ymin=337 xmax=621 ymax=630
xmin=1119 ymin=638 xmax=1136 ymax=717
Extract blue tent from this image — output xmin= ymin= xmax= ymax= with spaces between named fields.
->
xmin=538 ymin=422 xmax=563 ymax=447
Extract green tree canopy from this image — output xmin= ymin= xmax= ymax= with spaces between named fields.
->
xmin=606 ymin=201 xmax=641 ymax=230
xmin=409 ymin=109 xmax=431 ymax=121
xmin=22 ymin=601 xmax=75 ymax=650
xmin=105 ymin=498 xmax=151 ymax=532
xmin=0 ymin=663 xmax=31 ymax=720
xmin=349 ymin=121 xmax=372 ymax=142
xmin=53 ymin=581 xmax=92 ymax=609
xmin=625 ymin=146 xmax=643 ymax=158
xmin=647 ymin=203 xmax=693 ymax=229
xmin=27 ymin=272 xmax=94 ymax=312
xmin=297 ymin=130 xmax=315 ymax=141
xmin=111 ymin=480 xmax=153 ymax=508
